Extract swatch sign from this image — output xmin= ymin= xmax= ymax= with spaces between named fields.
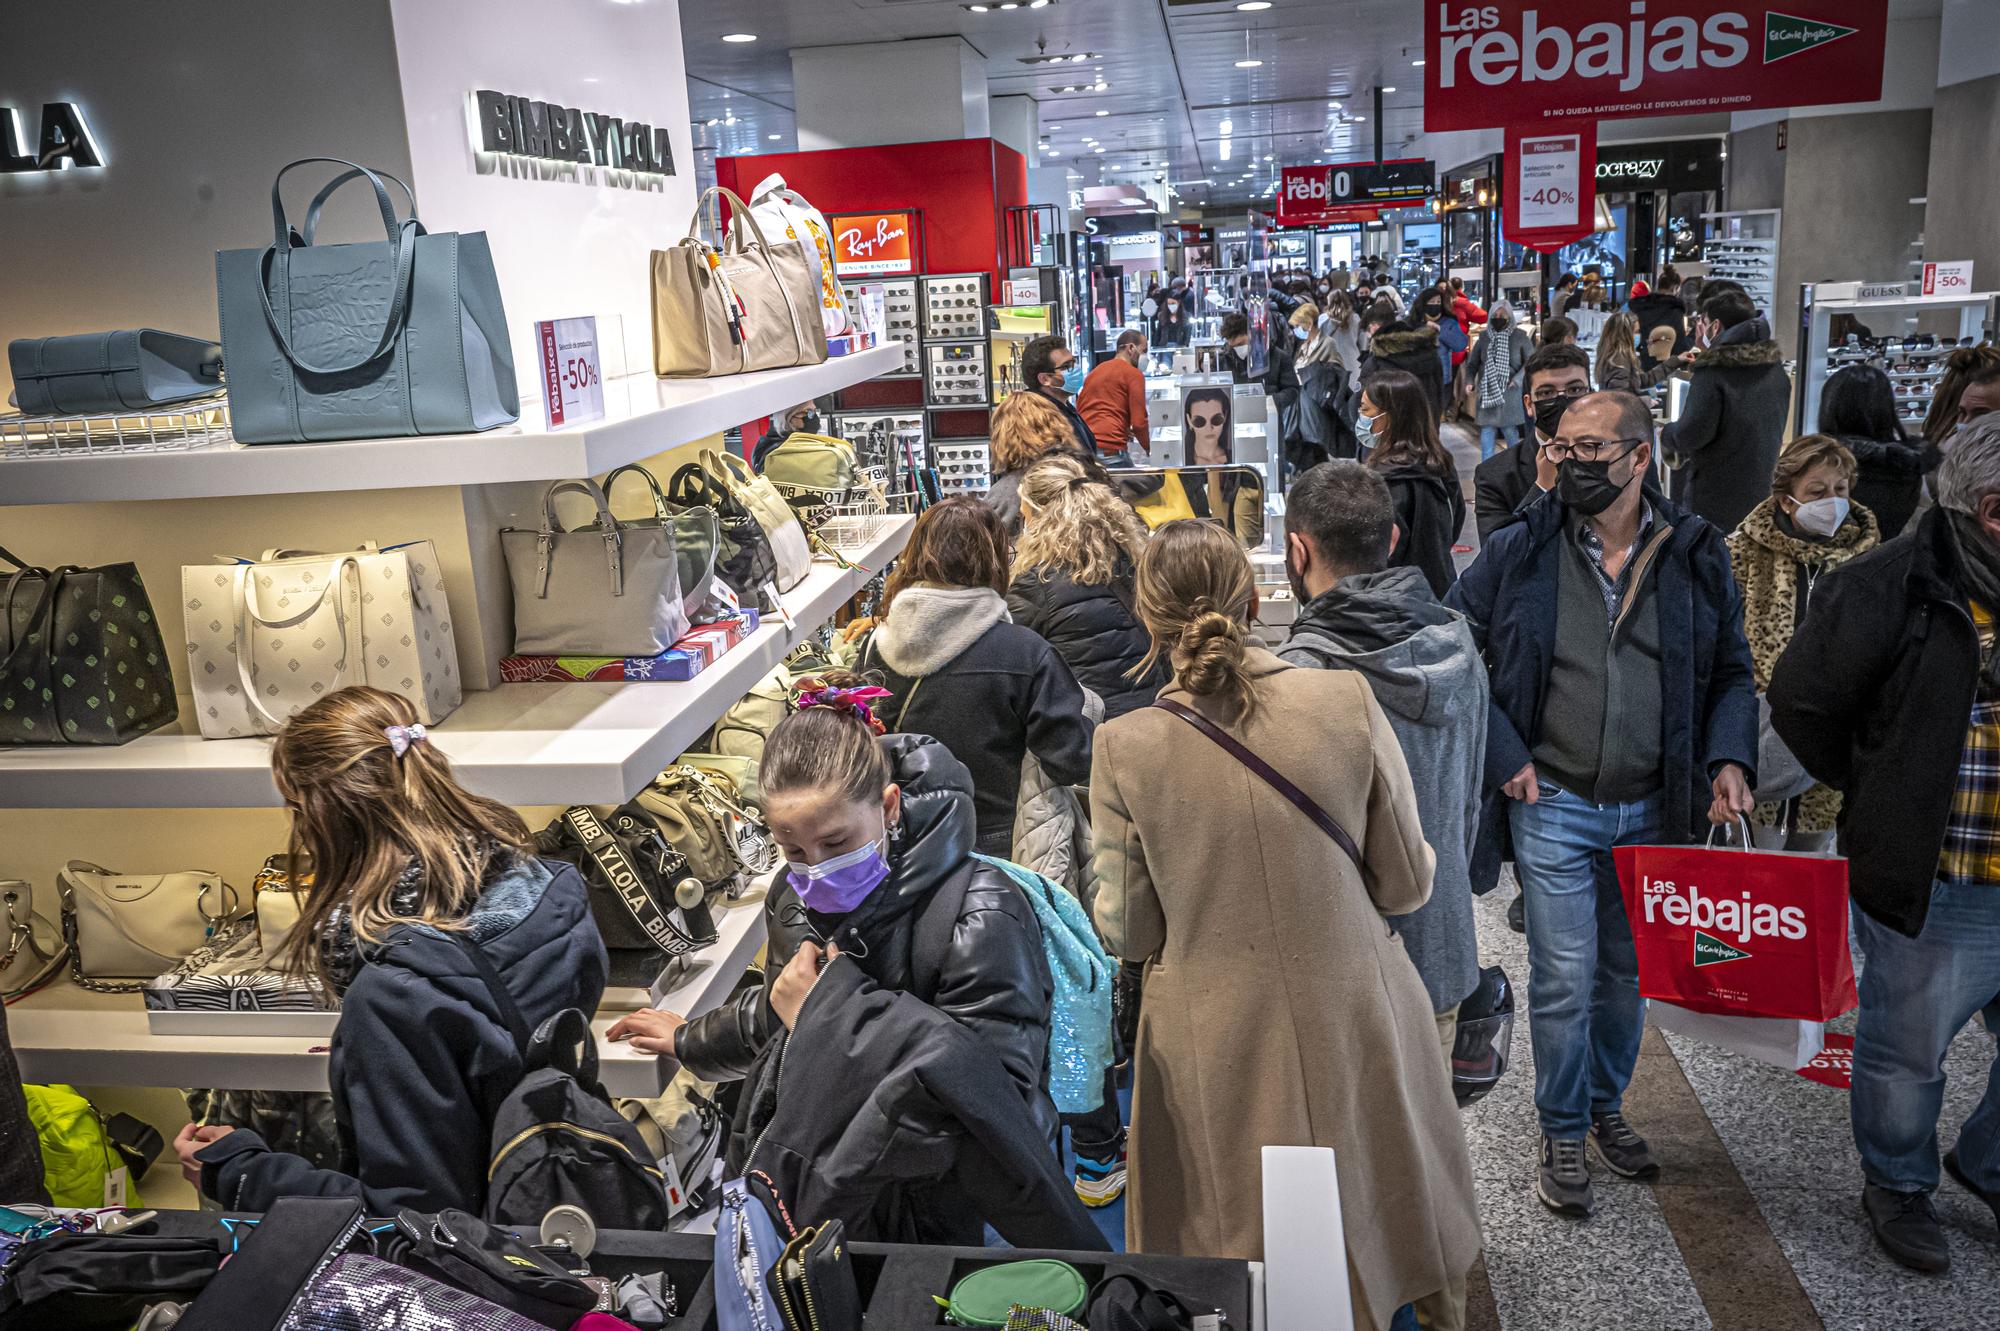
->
xmin=1423 ymin=1 xmax=1889 ymax=131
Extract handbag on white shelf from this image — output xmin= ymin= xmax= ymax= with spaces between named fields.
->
xmin=181 ymin=541 xmax=461 ymax=740
xmin=56 ymin=859 xmax=244 ymax=992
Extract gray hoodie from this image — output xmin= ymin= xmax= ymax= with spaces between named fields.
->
xmin=1279 ymin=566 xmax=1487 ymax=1012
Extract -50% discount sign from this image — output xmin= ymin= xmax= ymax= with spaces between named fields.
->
xmin=537 ymin=315 xmax=606 ymax=429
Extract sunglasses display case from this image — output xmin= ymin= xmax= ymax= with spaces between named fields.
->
xmin=829 ymin=410 xmax=927 ymax=476
xmin=1796 ymin=284 xmax=1999 ymax=433
xmin=921 ymin=272 xmax=990 ymax=341
xmin=925 ymin=341 xmax=991 ymax=408
xmin=842 ymin=277 xmax=921 ymax=376
xmin=1700 ymin=209 xmax=1781 ymax=315
xmin=934 ymin=440 xmax=991 ymax=496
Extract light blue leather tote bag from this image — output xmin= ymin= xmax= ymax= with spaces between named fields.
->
xmin=216 ymin=158 xmax=519 ymax=444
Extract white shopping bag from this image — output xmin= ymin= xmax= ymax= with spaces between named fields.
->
xmin=1648 ymin=998 xmax=1827 ymax=1071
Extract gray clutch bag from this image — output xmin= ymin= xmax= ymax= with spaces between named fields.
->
xmin=8 ymin=329 xmax=223 ymax=416
xmin=500 ymin=478 xmax=691 ymax=657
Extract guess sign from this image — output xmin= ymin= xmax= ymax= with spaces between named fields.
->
xmin=1424 ymin=1 xmax=1890 ymax=131
xmin=1276 ymin=160 xmax=1432 ymax=225
xmin=830 ymin=211 xmax=916 ymax=277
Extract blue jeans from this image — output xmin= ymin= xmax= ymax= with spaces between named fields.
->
xmin=1478 ymin=424 xmax=1520 ymax=461
xmin=1509 ymin=785 xmax=1665 ymax=1137
xmin=1851 ymin=880 xmax=2000 ymax=1194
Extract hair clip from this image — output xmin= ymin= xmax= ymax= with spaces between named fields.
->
xmin=385 ymin=723 xmax=428 ymax=757
xmin=793 ymin=683 xmax=894 ymax=734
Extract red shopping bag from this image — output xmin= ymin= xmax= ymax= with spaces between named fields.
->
xmin=1612 ymin=824 xmax=1857 ymax=1022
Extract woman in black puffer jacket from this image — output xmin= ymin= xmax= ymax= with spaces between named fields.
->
xmin=610 ymin=696 xmax=1104 ymax=1251
xmin=1007 ymin=454 xmax=1166 ymax=719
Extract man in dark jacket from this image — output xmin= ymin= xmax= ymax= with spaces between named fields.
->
xmin=1769 ymin=416 xmax=2000 ymax=1274
xmin=1659 ymin=289 xmax=1791 ymax=532
xmin=1279 ymin=462 xmax=1488 ymax=1056
xmin=1473 ymin=343 xmax=1592 ymax=544
xmin=1447 ymin=390 xmax=1757 ymax=1221
xmin=1021 ymin=334 xmax=1099 ymax=457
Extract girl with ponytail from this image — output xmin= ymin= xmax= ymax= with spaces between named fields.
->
xmin=1089 ymin=520 xmax=1480 ymax=1322
xmin=173 ymin=686 xmax=607 ymax=1214
xmin=1008 ymin=454 xmax=1167 ymax=718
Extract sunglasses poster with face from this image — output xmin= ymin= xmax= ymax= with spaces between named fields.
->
xmin=1181 ymin=386 xmax=1235 ymax=467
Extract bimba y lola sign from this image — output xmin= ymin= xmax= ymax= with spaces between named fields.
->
xmin=1423 ymin=1 xmax=1889 ymax=131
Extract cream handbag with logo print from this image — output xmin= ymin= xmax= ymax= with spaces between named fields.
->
xmin=181 ymin=540 xmax=460 ymax=739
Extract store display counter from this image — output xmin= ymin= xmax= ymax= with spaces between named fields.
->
xmin=0 ymin=518 xmax=911 ymax=810
xmin=9 ymin=886 xmax=768 ymax=1098
xmin=0 ymin=345 xmax=906 ymax=506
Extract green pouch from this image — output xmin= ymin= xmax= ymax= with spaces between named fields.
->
xmin=940 ymin=1259 xmax=1088 ymax=1327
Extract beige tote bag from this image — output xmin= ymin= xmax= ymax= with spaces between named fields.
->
xmin=652 ymin=186 xmax=830 ymax=378
xmin=181 ymin=541 xmax=461 ymax=739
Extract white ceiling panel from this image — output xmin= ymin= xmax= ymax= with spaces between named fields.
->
xmin=679 ymin=0 xmax=1905 ymax=213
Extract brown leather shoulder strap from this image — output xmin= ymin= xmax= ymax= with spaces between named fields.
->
xmin=1151 ymin=697 xmax=1364 ymax=872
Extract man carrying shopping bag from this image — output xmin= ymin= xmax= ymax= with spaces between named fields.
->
xmin=1769 ymin=416 xmax=2000 ymax=1275
xmin=1447 ymin=390 xmax=1758 ymax=1220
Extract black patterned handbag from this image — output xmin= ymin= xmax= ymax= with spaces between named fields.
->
xmin=667 ymin=459 xmax=782 ymax=612
xmin=0 ymin=544 xmax=177 ymax=745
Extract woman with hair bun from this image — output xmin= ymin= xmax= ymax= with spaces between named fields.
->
xmin=610 ymin=673 xmax=1104 ymax=1249
xmin=1089 ymin=520 xmax=1481 ymax=1328
xmin=173 ymin=685 xmax=607 ymax=1214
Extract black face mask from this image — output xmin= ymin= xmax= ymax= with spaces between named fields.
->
xmin=1556 ymin=452 xmax=1635 ymax=516
xmin=1531 ymin=396 xmax=1573 ymax=441
xmin=799 ymin=411 xmax=821 ymax=434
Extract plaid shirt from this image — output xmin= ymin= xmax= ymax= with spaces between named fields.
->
xmin=1574 ymin=504 xmax=1656 ymax=627
xmin=1937 ymin=602 xmax=2000 ymax=886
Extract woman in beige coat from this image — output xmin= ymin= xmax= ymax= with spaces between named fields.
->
xmin=1090 ymin=520 xmax=1482 ymax=1331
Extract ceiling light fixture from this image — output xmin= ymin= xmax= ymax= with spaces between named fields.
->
xmin=1412 ymin=59 xmax=1425 ymax=66
xmin=1030 ymin=0 xmax=1052 ymax=7
xmin=1072 ymin=53 xmax=1089 ymax=62
xmin=1095 ymin=109 xmax=1109 ymax=116
xmin=1235 ymin=28 xmax=1263 ymax=68
xmin=1220 ymin=139 xmax=1232 ymax=161
xmin=1382 ymin=86 xmax=1397 ymax=93
xmin=1219 ymin=118 xmax=1233 ymax=135
xmin=1235 ymin=58 xmax=1263 ymax=67
xmin=1094 ymin=146 xmax=1105 ymax=153
xmin=1237 ymin=0 xmax=1272 ymax=8
xmin=721 ymin=33 xmax=758 ymax=43
xmin=768 ymin=133 xmax=782 ymax=141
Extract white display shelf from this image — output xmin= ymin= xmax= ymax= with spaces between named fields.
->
xmin=9 ymin=888 xmax=770 ymax=1097
xmin=0 ymin=517 xmax=909 ymax=809
xmin=0 ymin=345 xmax=906 ymax=507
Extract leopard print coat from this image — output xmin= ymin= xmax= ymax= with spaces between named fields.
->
xmin=1726 ymin=497 xmax=1880 ymax=831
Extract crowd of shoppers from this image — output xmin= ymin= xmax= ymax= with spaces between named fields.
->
xmin=9 ymin=252 xmax=1997 ymax=1322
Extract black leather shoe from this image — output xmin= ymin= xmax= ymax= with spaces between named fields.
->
xmin=1944 ymin=1148 xmax=2000 ymax=1232
xmin=1863 ymin=1185 xmax=1950 ymax=1273
xmin=1507 ymin=891 xmax=1526 ymax=934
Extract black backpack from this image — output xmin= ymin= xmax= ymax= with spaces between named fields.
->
xmin=453 ymin=935 xmax=672 ymax=1232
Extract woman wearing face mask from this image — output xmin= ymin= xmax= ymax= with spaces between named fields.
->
xmin=751 ymin=400 xmax=824 ymax=471
xmin=1152 ymin=288 xmax=1193 ymax=348
xmin=1725 ymin=436 xmax=1880 ymax=851
xmin=610 ymin=677 xmax=1105 ymax=1249
xmin=1464 ymin=298 xmax=1533 ymax=461
xmin=1417 ymin=285 xmax=1468 ymax=418
xmin=1361 ymin=368 xmax=1467 ymax=597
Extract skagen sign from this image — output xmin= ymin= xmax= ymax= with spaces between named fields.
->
xmin=471 ymin=89 xmax=676 ymax=181
xmin=1 ymin=101 xmax=104 ymax=173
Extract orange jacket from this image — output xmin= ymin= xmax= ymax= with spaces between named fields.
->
xmin=1077 ymin=356 xmax=1149 ymax=453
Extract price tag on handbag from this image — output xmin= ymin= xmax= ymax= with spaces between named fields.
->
xmin=537 ymin=316 xmax=606 ymax=430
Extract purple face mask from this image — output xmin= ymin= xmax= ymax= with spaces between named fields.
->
xmin=786 ymin=836 xmax=891 ymax=914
